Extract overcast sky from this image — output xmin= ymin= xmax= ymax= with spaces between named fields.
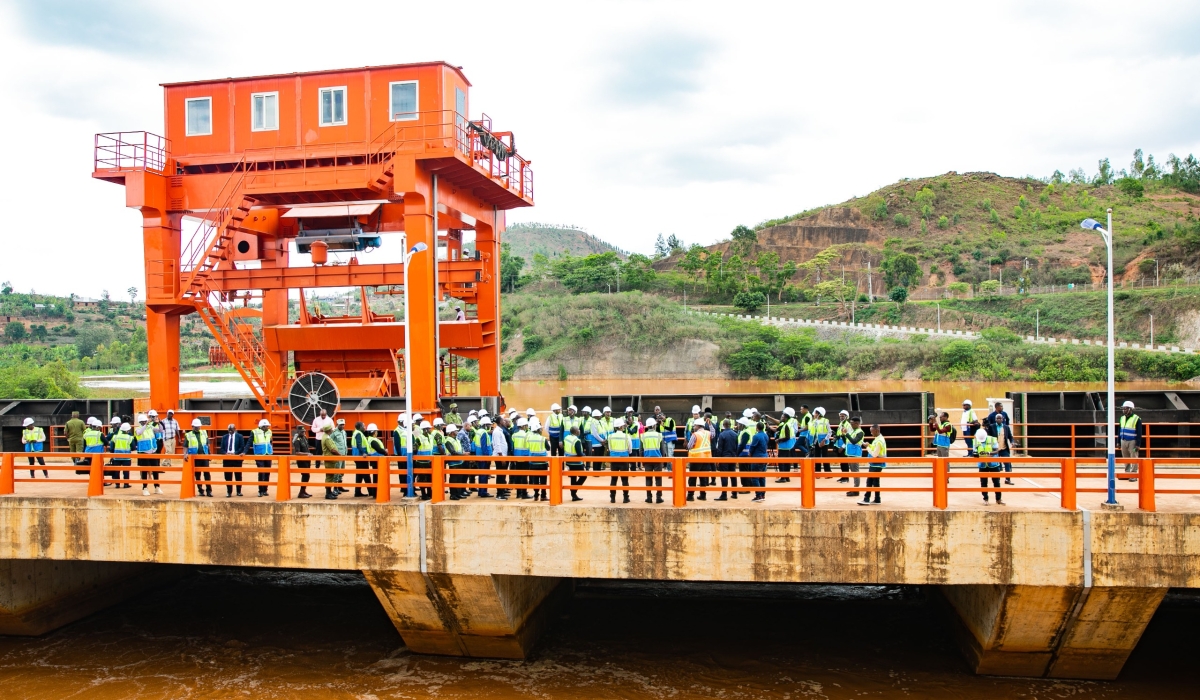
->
xmin=2 ymin=0 xmax=1198 ymax=297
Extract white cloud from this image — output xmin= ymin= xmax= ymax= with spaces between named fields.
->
xmin=1 ymin=0 xmax=1198 ymax=297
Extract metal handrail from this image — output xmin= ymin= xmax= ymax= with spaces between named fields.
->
xmin=94 ymin=131 xmax=170 ymax=174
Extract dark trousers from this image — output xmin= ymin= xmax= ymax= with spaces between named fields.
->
xmin=566 ymin=461 xmax=586 ymax=498
xmin=864 ymin=464 xmax=883 ymax=503
xmin=812 ymin=443 xmax=831 ymax=472
xmin=138 ymin=456 xmax=161 ymax=486
xmin=979 ymin=464 xmax=1002 ymax=500
xmin=448 ymin=462 xmax=468 ymax=499
xmin=643 ymin=462 xmax=664 ymax=501
xmin=257 ymin=459 xmax=272 ymax=494
xmin=964 ymin=437 xmax=975 ymax=457
xmin=777 ymin=446 xmax=793 ymax=473
xmin=108 ymin=457 xmax=131 ymax=483
xmin=750 ymin=462 xmax=766 ymax=499
xmin=998 ymin=448 xmax=1012 ymax=474
xmin=687 ymin=463 xmax=711 ymax=497
xmin=354 ymin=459 xmax=374 ymax=496
xmin=718 ymin=461 xmax=736 ymax=488
xmin=223 ymin=459 xmax=243 ymax=494
xmin=194 ymin=457 xmax=212 ymax=494
xmin=839 ymin=450 xmax=860 ymax=487
xmin=530 ymin=461 xmax=548 ymax=498
xmin=27 ymin=453 xmax=46 ymax=478
xmin=296 ymin=459 xmax=311 ymax=485
xmin=475 ymin=459 xmax=491 ymax=495
xmin=549 ymin=435 xmax=563 ymax=457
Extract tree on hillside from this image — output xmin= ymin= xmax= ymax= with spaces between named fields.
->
xmin=4 ymin=321 xmax=26 ymax=343
xmin=127 ymin=287 xmax=138 ymax=305
xmin=754 ymin=251 xmax=797 ymax=302
xmin=666 ymin=234 xmax=684 ymax=255
xmin=500 ymin=243 xmax=527 ymax=292
xmin=654 ymin=234 xmax=670 ymax=259
xmin=729 ymin=225 xmax=757 ymax=257
xmin=813 ymin=280 xmax=856 ymax=312
xmin=888 ymin=286 xmax=908 ymax=304
xmin=881 ymin=252 xmax=921 ymax=289
xmin=733 ymin=290 xmax=766 ymax=314
xmin=550 ymin=252 xmax=621 ymax=293
xmin=620 ymin=254 xmax=657 ymax=290
xmin=679 ymin=244 xmax=707 ymax=290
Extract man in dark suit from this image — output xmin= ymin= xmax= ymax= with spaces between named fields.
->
xmin=217 ymin=424 xmax=246 ymax=497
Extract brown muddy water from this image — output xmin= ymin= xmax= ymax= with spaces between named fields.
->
xmin=0 ymin=569 xmax=1194 ymax=699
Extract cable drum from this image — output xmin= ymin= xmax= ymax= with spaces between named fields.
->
xmin=288 ymin=372 xmax=339 ymax=426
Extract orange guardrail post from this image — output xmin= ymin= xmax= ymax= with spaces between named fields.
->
xmin=178 ymin=454 xmax=194 ymax=499
xmin=549 ymin=456 xmax=563 ymax=505
xmin=933 ymin=457 xmax=948 ymax=509
xmin=801 ymin=457 xmax=815 ymax=509
xmin=672 ymin=457 xmax=686 ymax=507
xmin=275 ymin=456 xmax=290 ymax=501
xmin=0 ymin=452 xmax=12 ymax=495
xmin=87 ymin=455 xmax=104 ymax=497
xmin=431 ymin=456 xmax=444 ymax=503
xmin=1138 ymin=458 xmax=1155 ymax=512
xmin=1061 ymin=458 xmax=1077 ymax=510
xmin=376 ymin=457 xmax=390 ymax=503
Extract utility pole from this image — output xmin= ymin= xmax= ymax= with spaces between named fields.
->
xmin=1150 ymin=314 xmax=1154 ymax=348
xmin=867 ymin=261 xmax=873 ymax=301
xmin=937 ymin=303 xmax=941 ymax=333
xmin=1036 ymin=309 xmax=1039 ymax=340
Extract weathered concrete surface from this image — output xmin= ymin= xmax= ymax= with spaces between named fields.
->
xmin=0 ymin=559 xmax=184 ymax=635
xmin=1091 ymin=512 xmax=1200 ymax=587
xmin=363 ymin=571 xmax=567 ymax=658
xmin=942 ymin=584 xmax=1167 ymax=680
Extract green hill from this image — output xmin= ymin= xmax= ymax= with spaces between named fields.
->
xmin=500 ymin=223 xmax=627 ymax=262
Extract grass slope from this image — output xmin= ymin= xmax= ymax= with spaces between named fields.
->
xmin=501 ymin=223 xmax=628 ymax=262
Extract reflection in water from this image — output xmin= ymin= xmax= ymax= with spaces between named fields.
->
xmin=0 ymin=569 xmax=1193 ymax=698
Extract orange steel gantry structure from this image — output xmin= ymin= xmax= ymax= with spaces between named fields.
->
xmin=93 ymin=62 xmax=532 ymax=427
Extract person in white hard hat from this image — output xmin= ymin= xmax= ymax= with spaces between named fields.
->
xmin=108 ymin=421 xmax=134 ymax=488
xmin=443 ymin=422 xmax=470 ymax=500
xmin=547 ymin=403 xmax=565 ymax=457
xmin=686 ymin=405 xmax=703 ymax=444
xmin=775 ymin=407 xmax=799 ymax=483
xmin=188 ymin=418 xmax=213 ymax=497
xmin=960 ymin=400 xmax=978 ymax=457
xmin=1119 ymin=401 xmax=1142 ymax=474
xmin=348 ymin=420 xmax=373 ymax=498
xmin=641 ymin=417 xmax=665 ymax=504
xmin=526 ymin=418 xmax=549 ymax=501
xmin=134 ymin=413 xmax=163 ymax=496
xmin=607 ymin=417 xmax=631 ymax=503
xmin=363 ymin=422 xmax=386 ymax=499
xmin=588 ymin=409 xmax=605 ymax=456
xmin=21 ymin=417 xmax=47 ymax=477
xmin=252 ymin=418 xmax=274 ymax=497
xmin=834 ymin=409 xmax=859 ymax=495
xmin=811 ymin=407 xmax=832 ymax=475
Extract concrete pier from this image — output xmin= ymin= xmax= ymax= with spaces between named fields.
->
xmin=0 ymin=496 xmax=1195 ymax=679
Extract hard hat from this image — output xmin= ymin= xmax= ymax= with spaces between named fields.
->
xmin=413 ymin=413 xmax=423 ymax=421
xmin=551 ymin=403 xmax=561 ymax=411
xmin=137 ymin=413 xmax=148 ymax=423
xmin=625 ymin=406 xmax=634 ymax=413
xmin=517 ymin=418 xmax=528 ymax=427
xmin=591 ymin=409 xmax=602 ymax=417
xmin=258 ymin=419 xmax=270 ymax=428
xmin=110 ymin=416 xmax=121 ymax=425
xmin=398 ymin=416 xmax=410 ymax=426
xmin=445 ymin=424 xmax=457 ymax=432
xmin=738 ymin=417 xmax=752 ymax=426
xmin=568 ymin=404 xmax=577 ymax=411
xmin=526 ymin=407 xmax=537 ymax=416
xmin=814 ymin=407 xmax=825 ymax=415
xmin=478 ymin=409 xmax=488 ymax=416
xmin=692 ymin=405 xmax=701 ymax=414
xmin=614 ymin=417 xmax=626 ymax=428
xmin=87 ymin=417 xmax=100 ymax=426
xmin=784 ymin=407 xmax=795 ymax=417
xmin=1122 ymin=401 xmax=1135 ymax=408
xmin=581 ymin=406 xmax=591 ymax=413
xmin=120 ymin=422 xmax=130 ymax=431
xmin=508 ymin=410 xmax=519 ymax=419
xmin=742 ymin=408 xmax=753 ymax=418
xmin=468 ymin=409 xmax=477 ymax=415
xmin=192 ymin=418 xmax=202 ymax=427
xmin=530 ymin=420 xmax=541 ymax=430
xmin=962 ymin=399 xmax=973 ymax=406
xmin=602 ymin=406 xmax=611 ymax=413
xmin=463 ymin=416 xmax=475 ymax=425
xmin=22 ymin=417 xmax=33 ymax=426
xmin=166 ymin=409 xmax=174 ymax=414
xmin=645 ymin=417 xmax=657 ymax=427
xmin=147 ymin=409 xmax=158 ymax=417
xmin=751 ymin=408 xmax=761 ymax=415
xmin=366 ymin=423 xmax=378 ymax=432
xmin=433 ymin=417 xmax=445 ymax=426
xmin=480 ymin=417 xmax=492 ymax=426
xmin=420 ymin=421 xmax=432 ymax=430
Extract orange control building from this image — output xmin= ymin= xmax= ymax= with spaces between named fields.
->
xmin=93 ymin=62 xmax=532 ymax=429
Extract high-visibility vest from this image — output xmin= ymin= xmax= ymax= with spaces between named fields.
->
xmin=442 ymin=434 xmax=463 ymax=464
xmin=185 ymin=430 xmax=208 ymax=454
xmin=844 ymin=428 xmax=865 ymax=457
xmin=252 ymin=428 xmax=273 ymax=455
xmin=798 ymin=413 xmax=813 ymax=436
xmin=812 ymin=417 xmax=830 ymax=441
xmin=778 ymin=418 xmax=797 ymax=449
xmin=641 ymin=430 xmax=663 ymax=456
xmin=689 ymin=428 xmax=711 ymax=457
xmin=135 ymin=424 xmax=157 ymax=453
xmin=962 ymin=409 xmax=978 ymax=428
xmin=607 ymin=431 xmax=630 ymax=456
xmin=599 ymin=416 xmax=614 ymax=440
xmin=415 ymin=433 xmax=434 ymax=456
xmin=512 ymin=429 xmax=528 ymax=456
xmin=868 ymin=434 xmax=888 ymax=461
xmin=472 ymin=427 xmax=492 ymax=456
xmin=660 ymin=417 xmax=676 ymax=442
xmin=111 ymin=431 xmax=134 ymax=453
xmin=584 ymin=417 xmax=601 ymax=446
xmin=547 ymin=412 xmax=564 ymax=438
xmin=367 ymin=436 xmax=386 ymax=456
xmin=976 ymin=434 xmax=998 ymax=456
xmin=348 ymin=429 xmax=367 ymax=456
xmin=1119 ymin=414 xmax=1140 ymax=442
xmin=627 ymin=420 xmax=641 ymax=449
xmin=686 ymin=416 xmax=700 ymax=438
xmin=935 ymin=421 xmax=952 ymax=447
xmin=83 ymin=428 xmax=105 ymax=453
xmin=564 ymin=433 xmax=583 ymax=462
xmin=22 ymin=427 xmax=45 ymax=452
xmin=526 ymin=431 xmax=547 ymax=457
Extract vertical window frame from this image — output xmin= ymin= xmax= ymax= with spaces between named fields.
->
xmin=251 ymin=91 xmax=279 ymax=132
xmin=318 ymin=86 xmax=348 ymax=127
xmin=389 ymin=80 xmax=419 ymax=122
xmin=185 ymin=96 xmax=213 ymax=137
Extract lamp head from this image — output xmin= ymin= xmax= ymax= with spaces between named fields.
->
xmin=1081 ymin=218 xmax=1103 ymax=231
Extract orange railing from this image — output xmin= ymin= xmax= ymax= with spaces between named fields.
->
xmin=4 ymin=452 xmax=1198 ymax=513
xmin=94 ymin=131 xmax=170 ymax=174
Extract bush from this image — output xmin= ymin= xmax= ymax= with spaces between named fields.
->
xmin=948 ymin=282 xmax=970 ymax=295
xmin=733 ymin=290 xmax=767 ymax=314
xmin=937 ymin=215 xmax=949 ymax=229
xmin=4 ymin=322 xmax=25 ymax=343
xmin=1117 ymin=177 xmax=1145 ymax=198
xmin=889 ymin=287 xmax=908 ymax=304
xmin=893 ymin=213 xmax=911 ymax=227
xmin=979 ymin=280 xmax=1001 ymax=296
xmin=872 ymin=200 xmax=889 ymax=220
xmin=522 ymin=333 xmax=545 ymax=354
xmin=980 ymin=326 xmax=1021 ymax=344
xmin=727 ymin=340 xmax=776 ymax=378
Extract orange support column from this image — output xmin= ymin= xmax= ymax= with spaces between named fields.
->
xmin=1138 ymin=458 xmax=1155 ymax=512
xmin=376 ymin=457 xmax=391 ymax=503
xmin=549 ymin=456 xmax=563 ymax=505
xmin=933 ymin=457 xmax=948 ymax=509
xmin=276 ymin=456 xmax=290 ymax=501
xmin=179 ymin=455 xmax=194 ymax=499
xmin=431 ymin=456 xmax=444 ymax=503
xmin=403 ymin=187 xmax=440 ymax=414
xmin=0 ymin=452 xmax=14 ymax=495
xmin=146 ymin=309 xmax=181 ymax=412
xmin=473 ymin=215 xmax=502 ymax=397
xmin=87 ymin=455 xmax=104 ymax=497
xmin=800 ymin=458 xmax=815 ymax=508
xmin=672 ymin=457 xmax=686 ymax=507
xmin=1061 ymin=458 xmax=1077 ymax=510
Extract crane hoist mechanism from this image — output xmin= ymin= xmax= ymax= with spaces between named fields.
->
xmin=93 ymin=61 xmax=533 ymax=430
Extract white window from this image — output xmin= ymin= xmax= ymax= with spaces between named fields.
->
xmin=251 ymin=92 xmax=278 ymax=131
xmin=319 ymin=87 xmax=347 ymax=126
xmin=185 ymin=97 xmax=212 ymax=136
xmin=389 ymin=81 xmax=418 ymax=121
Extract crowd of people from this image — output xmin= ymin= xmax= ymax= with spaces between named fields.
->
xmin=19 ymin=397 xmax=1147 ymax=507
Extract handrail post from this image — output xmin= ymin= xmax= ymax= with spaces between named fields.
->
xmin=933 ymin=457 xmax=948 ymax=509
xmin=1138 ymin=458 xmax=1155 ymax=512
xmin=801 ymin=457 xmax=815 ymax=509
xmin=376 ymin=457 xmax=390 ymax=503
xmin=1061 ymin=458 xmax=1077 ymax=510
xmin=88 ymin=455 xmax=104 ymax=497
xmin=276 ymin=456 xmax=290 ymax=501
xmin=0 ymin=452 xmax=13 ymax=495
xmin=178 ymin=454 xmax=194 ymax=499
xmin=549 ymin=456 xmax=563 ymax=505
xmin=431 ymin=455 xmax=444 ymax=503
xmin=672 ymin=457 xmax=686 ymax=507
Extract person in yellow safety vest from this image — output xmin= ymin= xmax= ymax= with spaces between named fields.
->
xmin=82 ymin=418 xmax=106 ymax=480
xmin=599 ymin=407 xmax=614 ymax=448
xmin=547 ymin=403 xmax=565 ymax=457
xmin=930 ymin=412 xmax=954 ymax=458
xmin=413 ymin=421 xmax=434 ymax=500
xmin=586 ymin=409 xmax=604 ymax=456
xmin=252 ymin=419 xmax=274 ymax=497
xmin=640 ymin=418 xmax=665 ymax=504
xmin=809 ymin=407 xmax=832 ymax=474
xmin=842 ymin=416 xmax=866 ymax=498
xmin=21 ymin=417 xmax=47 ymax=478
xmin=775 ymin=408 xmax=799 ymax=483
xmin=974 ymin=422 xmax=1003 ymax=505
xmin=134 ymin=414 xmax=162 ymax=496
xmin=834 ymin=409 xmax=859 ymax=492
xmin=526 ymin=420 xmax=549 ymax=501
xmin=859 ymin=424 xmax=888 ymax=506
xmin=366 ymin=424 xmax=387 ymax=499
xmin=653 ymin=405 xmax=677 ymax=458
xmin=564 ymin=426 xmax=586 ymax=502
xmin=444 ymin=423 xmax=470 ymax=500
xmin=606 ymin=417 xmax=631 ymax=504
xmin=186 ymin=418 xmax=212 ymax=497
xmin=351 ymin=421 xmax=372 ymax=499
xmin=686 ymin=417 xmax=712 ymax=501
xmin=109 ymin=422 xmax=134 ymax=489
xmin=511 ymin=417 xmax=530 ymax=499
xmin=564 ymin=405 xmax=581 ymax=442
xmin=685 ymin=405 xmax=702 ymax=442
xmin=1119 ymin=401 xmax=1142 ymax=477
xmin=960 ymin=399 xmax=979 ymax=456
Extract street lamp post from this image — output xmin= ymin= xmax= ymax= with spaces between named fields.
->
xmin=1082 ymin=210 xmax=1119 ymax=508
xmin=402 ymin=237 xmax=429 ymax=498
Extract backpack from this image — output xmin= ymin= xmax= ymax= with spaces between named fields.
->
xmin=948 ymin=425 xmax=958 ymax=443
